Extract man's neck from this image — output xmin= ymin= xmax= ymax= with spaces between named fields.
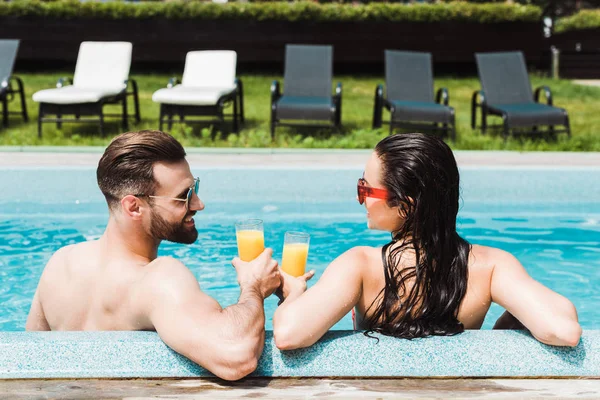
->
xmin=100 ymin=217 xmax=160 ymax=264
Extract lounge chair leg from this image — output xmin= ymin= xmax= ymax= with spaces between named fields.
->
xmin=565 ymin=113 xmax=571 ymax=137
xmin=56 ymin=110 xmax=62 ymax=130
xmin=158 ymin=104 xmax=164 ymax=131
xmin=270 ymin=122 xmax=276 ymax=141
xmin=232 ymin=98 xmax=239 ymax=133
xmin=37 ymin=104 xmax=43 ymax=138
xmin=481 ymin=108 xmax=487 ymax=135
xmin=450 ymin=111 xmax=456 ymax=141
xmin=1 ymin=97 xmax=7 ymax=128
xmin=218 ymin=110 xmax=226 ymax=137
xmin=122 ymin=95 xmax=129 ymax=131
xmin=167 ymin=113 xmax=173 ymax=131
xmin=130 ymin=79 xmax=141 ymax=124
xmin=238 ymin=85 xmax=245 ymax=124
xmin=502 ymin=115 xmax=509 ymax=141
xmin=16 ymin=77 xmax=28 ymax=122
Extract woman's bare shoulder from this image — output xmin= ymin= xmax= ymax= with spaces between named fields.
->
xmin=469 ymin=244 xmax=517 ymax=272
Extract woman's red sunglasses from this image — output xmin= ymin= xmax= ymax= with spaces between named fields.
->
xmin=357 ymin=178 xmax=388 ymax=205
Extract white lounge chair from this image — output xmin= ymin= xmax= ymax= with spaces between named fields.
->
xmin=152 ymin=50 xmax=244 ymax=134
xmin=0 ymin=39 xmax=28 ymax=128
xmin=32 ymin=41 xmax=140 ymax=137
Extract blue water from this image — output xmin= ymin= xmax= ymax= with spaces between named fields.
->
xmin=1 ymin=166 xmax=599 ymax=332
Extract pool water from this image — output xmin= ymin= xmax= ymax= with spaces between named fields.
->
xmin=1 ymin=166 xmax=599 ymax=331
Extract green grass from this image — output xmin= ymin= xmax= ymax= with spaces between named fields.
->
xmin=2 ymin=72 xmax=600 ymax=151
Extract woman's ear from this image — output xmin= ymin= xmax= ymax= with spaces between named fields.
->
xmin=396 ymin=197 xmax=413 ymax=219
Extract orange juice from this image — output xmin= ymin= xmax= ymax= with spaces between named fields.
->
xmin=236 ymin=230 xmax=265 ymax=261
xmin=281 ymin=243 xmax=309 ymax=277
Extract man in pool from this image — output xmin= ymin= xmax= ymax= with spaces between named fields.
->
xmin=26 ymin=130 xmax=281 ymax=381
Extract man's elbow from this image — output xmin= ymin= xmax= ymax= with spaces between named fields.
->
xmin=196 ymin=339 xmax=262 ymax=381
xmin=212 ymin=355 xmax=259 ymax=381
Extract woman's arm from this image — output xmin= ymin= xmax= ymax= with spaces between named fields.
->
xmin=489 ymin=248 xmax=582 ymax=347
xmin=273 ymin=247 xmax=366 ymax=350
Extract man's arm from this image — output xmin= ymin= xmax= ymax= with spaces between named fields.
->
xmin=144 ymin=249 xmax=279 ymax=381
xmin=25 ymin=289 xmax=50 ymax=331
xmin=489 ymin=248 xmax=582 ymax=347
xmin=272 ymin=247 xmax=365 ymax=350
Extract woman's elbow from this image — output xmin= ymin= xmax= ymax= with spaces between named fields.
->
xmin=556 ymin=301 xmax=582 ymax=346
xmin=559 ymin=321 xmax=582 ymax=347
xmin=274 ymin=328 xmax=298 ymax=351
xmin=273 ymin=320 xmax=306 ymax=350
xmin=537 ymin=320 xmax=582 ymax=347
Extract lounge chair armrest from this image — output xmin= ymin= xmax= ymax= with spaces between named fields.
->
xmin=9 ymin=76 xmax=24 ymax=87
xmin=271 ymin=80 xmax=281 ymax=104
xmin=471 ymin=90 xmax=486 ymax=107
xmin=534 ymin=85 xmax=553 ymax=106
xmin=375 ymin=83 xmax=384 ymax=99
xmin=471 ymin=90 xmax=486 ymax=130
xmin=56 ymin=77 xmax=73 ymax=88
xmin=167 ymin=77 xmax=181 ymax=89
xmin=436 ymin=87 xmax=450 ymax=106
xmin=235 ymin=77 xmax=243 ymax=93
xmin=124 ymin=78 xmax=139 ymax=96
xmin=335 ymin=82 xmax=342 ymax=98
xmin=372 ymin=84 xmax=385 ymax=129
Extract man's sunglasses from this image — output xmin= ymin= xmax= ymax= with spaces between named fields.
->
xmin=136 ymin=177 xmax=200 ymax=211
xmin=357 ymin=178 xmax=388 ymax=205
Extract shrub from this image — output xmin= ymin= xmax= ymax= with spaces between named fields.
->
xmin=0 ymin=0 xmax=542 ymax=23
xmin=555 ymin=10 xmax=600 ymax=33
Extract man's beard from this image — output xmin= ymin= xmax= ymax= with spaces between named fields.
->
xmin=150 ymin=209 xmax=198 ymax=244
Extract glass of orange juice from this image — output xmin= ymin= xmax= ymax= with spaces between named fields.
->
xmin=281 ymin=231 xmax=310 ymax=277
xmin=235 ymin=219 xmax=265 ymax=262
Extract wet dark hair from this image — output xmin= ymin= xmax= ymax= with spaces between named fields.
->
xmin=364 ymin=133 xmax=470 ymax=339
xmin=97 ymin=130 xmax=186 ymax=211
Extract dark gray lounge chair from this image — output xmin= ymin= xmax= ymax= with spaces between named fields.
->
xmin=471 ymin=51 xmax=570 ymax=139
xmin=270 ymin=45 xmax=342 ymax=139
xmin=373 ymin=50 xmax=455 ymax=140
xmin=0 ymin=39 xmax=28 ymax=128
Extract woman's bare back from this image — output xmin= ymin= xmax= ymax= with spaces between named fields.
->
xmin=355 ymin=244 xmax=495 ymax=330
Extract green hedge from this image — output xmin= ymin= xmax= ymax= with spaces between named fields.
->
xmin=555 ymin=10 xmax=600 ymax=34
xmin=0 ymin=0 xmax=541 ymax=23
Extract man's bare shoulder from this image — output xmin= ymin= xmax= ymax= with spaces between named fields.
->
xmin=41 ymin=242 xmax=90 ymax=277
xmin=141 ymin=256 xmax=201 ymax=296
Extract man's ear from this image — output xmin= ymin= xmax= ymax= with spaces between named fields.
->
xmin=121 ymin=195 xmax=145 ymax=220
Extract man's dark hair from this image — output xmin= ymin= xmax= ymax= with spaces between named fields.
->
xmin=97 ymin=130 xmax=186 ymax=211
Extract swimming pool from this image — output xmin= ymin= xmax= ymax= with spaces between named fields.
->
xmin=1 ymin=166 xmax=599 ymax=332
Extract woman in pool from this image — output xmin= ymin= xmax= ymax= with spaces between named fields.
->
xmin=273 ymin=133 xmax=581 ymax=349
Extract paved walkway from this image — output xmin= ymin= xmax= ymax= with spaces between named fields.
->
xmin=1 ymin=149 xmax=600 ymax=168
xmin=2 ymin=378 xmax=600 ymax=399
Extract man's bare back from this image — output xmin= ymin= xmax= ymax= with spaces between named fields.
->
xmin=28 ymin=239 xmax=159 ymax=331
xmin=26 ymin=130 xmax=282 ymax=381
